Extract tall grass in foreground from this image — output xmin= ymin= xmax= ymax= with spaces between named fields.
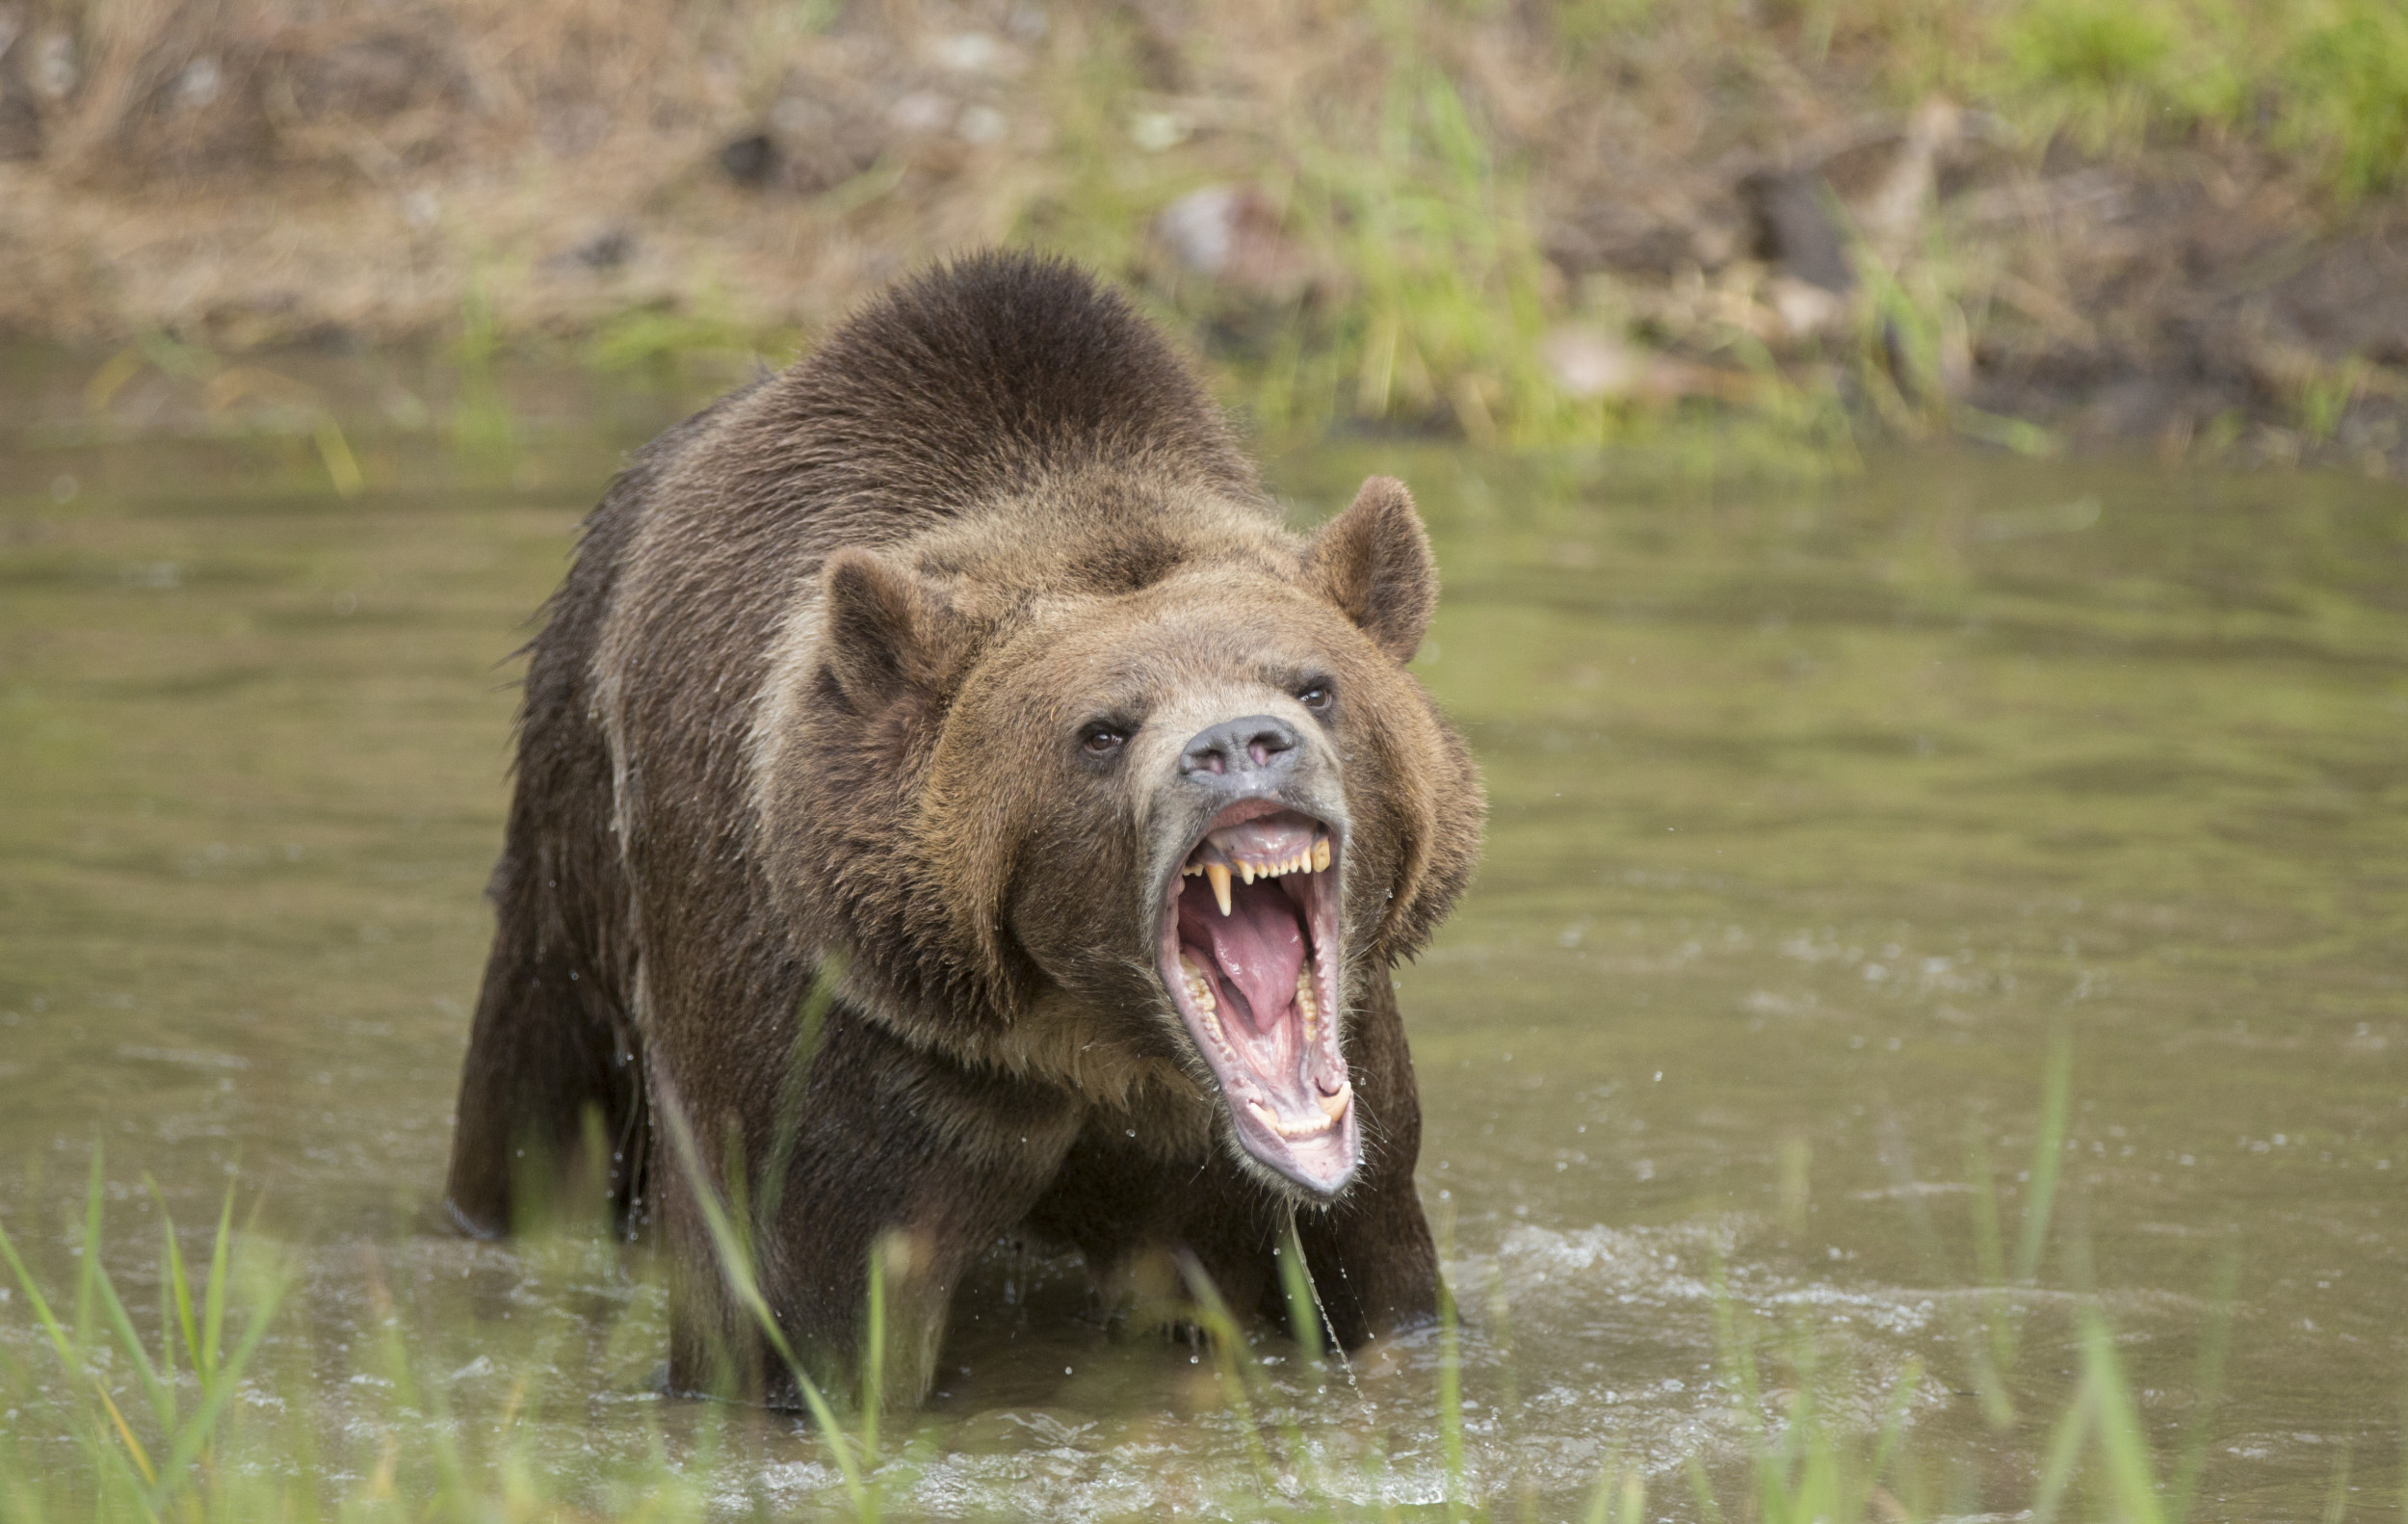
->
xmin=0 ymin=1052 xmax=2386 ymax=1522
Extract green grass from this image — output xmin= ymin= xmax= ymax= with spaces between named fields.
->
xmin=1015 ymin=0 xmax=2406 ymax=459
xmin=5 ymin=1052 xmax=2376 ymax=1523
xmin=1949 ymin=0 xmax=2408 ymax=203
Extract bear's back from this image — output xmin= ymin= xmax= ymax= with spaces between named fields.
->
xmin=739 ymin=250 xmax=1267 ymax=537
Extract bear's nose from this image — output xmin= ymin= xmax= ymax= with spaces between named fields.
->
xmin=1180 ymin=715 xmax=1300 ymax=785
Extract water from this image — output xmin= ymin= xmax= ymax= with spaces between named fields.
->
xmin=2 ymin=352 xmax=2404 ymax=1519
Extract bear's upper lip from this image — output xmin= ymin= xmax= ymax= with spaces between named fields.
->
xmin=1156 ymin=798 xmax=1355 ymax=1196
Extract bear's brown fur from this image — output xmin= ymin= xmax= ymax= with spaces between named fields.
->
xmin=443 ymin=250 xmax=1484 ymax=1405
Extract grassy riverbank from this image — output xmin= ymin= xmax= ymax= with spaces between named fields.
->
xmin=3 ymin=0 xmax=2407 ymax=465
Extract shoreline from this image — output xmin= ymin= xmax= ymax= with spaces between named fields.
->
xmin=3 ymin=1 xmax=2404 ymax=471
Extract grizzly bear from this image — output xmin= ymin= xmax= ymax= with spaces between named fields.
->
xmin=442 ymin=250 xmax=1484 ymax=1406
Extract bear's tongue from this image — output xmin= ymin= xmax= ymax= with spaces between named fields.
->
xmin=1166 ymin=836 xmax=1355 ymax=1195
xmin=1176 ymin=878 xmax=1307 ymax=1053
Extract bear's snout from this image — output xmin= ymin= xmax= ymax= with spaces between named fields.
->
xmin=1177 ymin=714 xmax=1300 ymax=788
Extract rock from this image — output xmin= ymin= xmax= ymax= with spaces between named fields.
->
xmin=1540 ymin=326 xmax=1750 ymax=404
xmin=955 ymin=103 xmax=1006 ymax=145
xmin=1541 ymin=327 xmax=1644 ymax=399
xmin=1766 ymin=275 xmax=1847 ymax=339
xmin=569 ymin=224 xmax=636 ymax=271
xmin=28 ymin=27 xmax=73 ymax=100
xmin=1739 ymin=168 xmax=1854 ymax=295
xmin=0 ymin=93 xmax=39 ymax=163
xmin=1856 ymin=96 xmax=1963 ymax=264
xmin=1153 ymin=184 xmax=1312 ymax=300
xmin=887 ymin=90 xmax=955 ymax=136
xmin=719 ymin=132 xmax=777 ymax=187
xmin=925 ymin=31 xmax=1015 ymax=76
xmin=288 ymin=33 xmax=456 ymax=118
xmin=172 ymin=56 xmax=222 ymax=111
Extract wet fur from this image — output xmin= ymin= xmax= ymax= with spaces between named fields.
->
xmin=444 ymin=251 xmax=1483 ymax=1405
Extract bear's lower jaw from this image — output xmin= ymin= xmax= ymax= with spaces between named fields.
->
xmin=1162 ymin=807 xmax=1356 ymax=1196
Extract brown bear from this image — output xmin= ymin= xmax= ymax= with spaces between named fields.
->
xmin=442 ymin=250 xmax=1484 ymax=1406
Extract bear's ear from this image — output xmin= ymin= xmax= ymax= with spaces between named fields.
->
xmin=819 ymin=548 xmax=967 ymax=712
xmin=1303 ymin=475 xmax=1438 ymax=663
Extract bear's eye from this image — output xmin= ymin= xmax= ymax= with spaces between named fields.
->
xmin=1296 ymin=681 xmax=1335 ymax=714
xmin=1079 ymin=723 xmax=1128 ymax=758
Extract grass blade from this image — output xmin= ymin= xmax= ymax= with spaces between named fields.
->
xmin=147 ymin=1253 xmax=287 ymax=1517
xmin=91 ymin=1383 xmax=156 ymax=1488
xmin=71 ymin=1148 xmax=105 ymax=1354
xmin=85 ymin=1241 xmax=171 ymax=1442
xmin=1584 ymin=1448 xmax=1622 ymax=1524
xmin=146 ymin=1196 xmax=179 ymax=1429
xmin=2028 ymin=1372 xmax=2097 ymax=1524
xmin=1686 ymin=1454 xmax=1728 ymax=1524
xmin=1868 ymin=1357 xmax=1924 ymax=1488
xmin=199 ymin=1179 xmax=235 ymax=1383
xmin=2014 ymin=1029 xmax=2074 ymax=1286
xmin=1172 ymin=1251 xmax=1278 ymax=1493
xmin=2321 ymin=1440 xmax=2353 ymax=1524
xmin=1876 ymin=1112 xmax=2013 ymax=1429
xmin=758 ymin=957 xmax=843 ymax=1237
xmin=863 ymin=1233 xmax=886 ymax=1468
xmin=1967 ymin=1121 xmax=2017 ymax=1372
xmin=2166 ymin=1248 xmax=2238 ymax=1524
xmin=1276 ymin=1209 xmax=1324 ymax=1370
xmin=653 ymin=1079 xmax=870 ymax=1518
xmin=1436 ymin=1274 xmax=1466 ymax=1522
xmin=2080 ymin=1310 xmax=2166 ymax=1524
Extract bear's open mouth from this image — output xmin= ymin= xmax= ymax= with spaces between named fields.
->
xmin=1158 ymin=801 xmax=1356 ymax=1195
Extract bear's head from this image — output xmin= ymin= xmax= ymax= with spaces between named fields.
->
xmin=767 ymin=474 xmax=1483 ymax=1198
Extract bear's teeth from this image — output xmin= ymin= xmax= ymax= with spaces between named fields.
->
xmin=1313 ymin=836 xmax=1331 ymax=872
xmin=1205 ymin=862 xmax=1232 ymax=915
xmin=1250 ymin=1097 xmax=1338 ymax=1140
xmin=1319 ymin=1080 xmax=1352 ymax=1120
xmin=1178 ymin=953 xmax=1217 ymax=1013
xmin=1296 ymin=966 xmax=1319 ymax=1039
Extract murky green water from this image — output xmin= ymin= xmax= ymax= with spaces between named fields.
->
xmin=3 ymin=351 xmax=2404 ymax=1520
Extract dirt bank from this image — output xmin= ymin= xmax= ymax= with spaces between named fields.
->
xmin=3 ymin=0 xmax=2405 ymax=467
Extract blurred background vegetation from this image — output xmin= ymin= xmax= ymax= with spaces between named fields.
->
xmin=2 ymin=0 xmax=2406 ymax=466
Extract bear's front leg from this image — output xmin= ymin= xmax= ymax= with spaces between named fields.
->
xmin=651 ymin=1005 xmax=1082 ymax=1409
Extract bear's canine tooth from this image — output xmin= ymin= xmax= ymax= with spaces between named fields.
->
xmin=1313 ymin=836 xmax=1331 ymax=872
xmin=1319 ymin=1080 xmax=1352 ymax=1121
xmin=1205 ymin=862 xmax=1233 ymax=915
